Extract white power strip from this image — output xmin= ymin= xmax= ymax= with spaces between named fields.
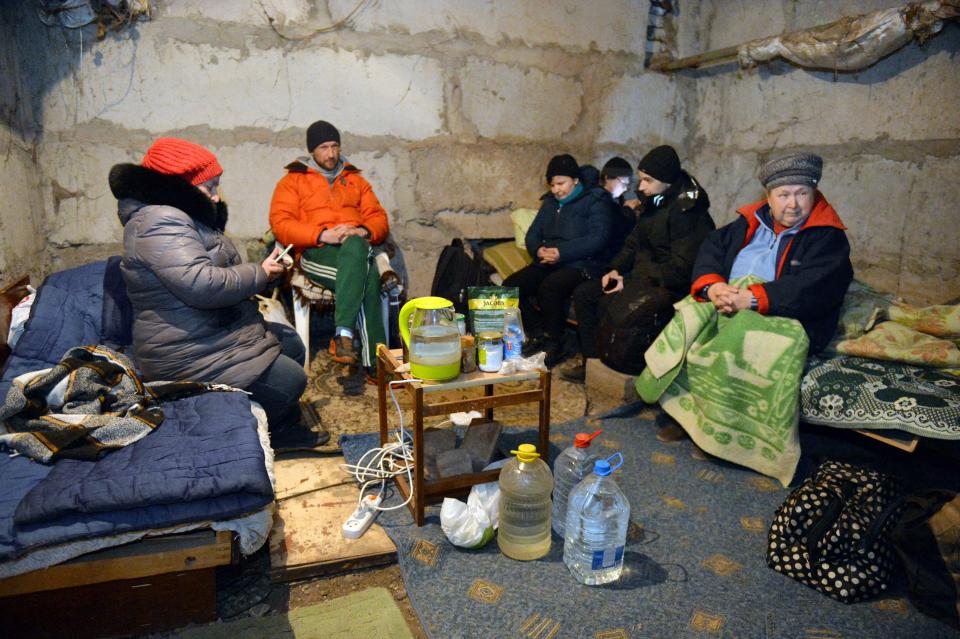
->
xmin=342 ymin=493 xmax=382 ymax=539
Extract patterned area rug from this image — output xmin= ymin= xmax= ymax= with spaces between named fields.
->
xmin=301 ymin=341 xmax=586 ymax=453
xmin=341 ymin=404 xmax=960 ymax=639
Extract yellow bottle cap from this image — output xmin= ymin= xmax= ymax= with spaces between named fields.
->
xmin=511 ymin=443 xmax=540 ymax=462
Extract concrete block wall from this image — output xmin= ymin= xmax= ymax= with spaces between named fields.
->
xmin=0 ymin=11 xmax=45 ymax=286
xmin=3 ymin=0 xmax=677 ymax=296
xmin=678 ymin=1 xmax=960 ymax=305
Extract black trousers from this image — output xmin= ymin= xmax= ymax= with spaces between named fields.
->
xmin=572 ymin=278 xmax=606 ymax=358
xmin=503 ymin=264 xmax=588 ymax=340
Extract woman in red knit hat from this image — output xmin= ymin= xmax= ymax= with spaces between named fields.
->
xmin=109 ymin=137 xmax=329 ymax=449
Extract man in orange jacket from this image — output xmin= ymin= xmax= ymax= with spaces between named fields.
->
xmin=269 ymin=120 xmax=389 ymax=372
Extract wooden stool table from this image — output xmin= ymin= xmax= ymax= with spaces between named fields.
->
xmin=376 ymin=344 xmax=551 ymax=526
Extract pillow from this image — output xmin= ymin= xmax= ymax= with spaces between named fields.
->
xmin=836 ymin=322 xmax=960 ymax=369
xmin=888 ymin=302 xmax=960 ymax=340
xmin=834 ymin=280 xmax=898 ymax=340
xmin=482 ymin=241 xmax=533 ymax=280
xmin=511 ymin=208 xmax=538 ymax=249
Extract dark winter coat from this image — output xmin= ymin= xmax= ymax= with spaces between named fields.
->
xmin=691 ymin=193 xmax=853 ymax=353
xmin=109 ymin=164 xmax=280 ymax=388
xmin=525 ymin=167 xmax=615 ymax=276
xmin=606 ymin=170 xmax=714 ymax=300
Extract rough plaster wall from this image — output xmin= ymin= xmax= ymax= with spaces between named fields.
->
xmin=9 ymin=0 xmax=687 ymax=296
xmin=679 ymin=1 xmax=960 ymax=305
xmin=0 ymin=11 xmax=45 ymax=286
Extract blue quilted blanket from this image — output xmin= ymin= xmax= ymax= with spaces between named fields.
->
xmin=0 ymin=259 xmax=274 ymax=560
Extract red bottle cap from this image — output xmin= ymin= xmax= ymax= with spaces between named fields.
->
xmin=573 ymin=430 xmax=602 ymax=448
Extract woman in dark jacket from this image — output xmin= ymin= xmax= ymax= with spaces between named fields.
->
xmin=565 ymin=145 xmax=714 ymax=381
xmin=505 ymin=154 xmax=614 ymax=368
xmin=110 ymin=137 xmax=328 ymax=448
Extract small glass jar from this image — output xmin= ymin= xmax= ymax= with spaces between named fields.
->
xmin=460 ymin=335 xmax=477 ymax=373
xmin=477 ymin=330 xmax=504 ymax=373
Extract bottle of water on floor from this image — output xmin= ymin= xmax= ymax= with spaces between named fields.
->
xmin=498 ymin=444 xmax=553 ymax=560
xmin=564 ymin=452 xmax=631 ymax=585
xmin=551 ymin=430 xmax=601 ymax=537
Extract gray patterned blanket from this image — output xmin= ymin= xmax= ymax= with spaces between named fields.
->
xmin=0 ymin=346 xmax=225 ymax=462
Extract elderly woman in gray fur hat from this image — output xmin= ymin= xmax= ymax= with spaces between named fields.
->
xmin=691 ymin=151 xmax=853 ymax=352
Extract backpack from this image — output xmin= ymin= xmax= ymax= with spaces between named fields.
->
xmin=767 ymin=460 xmax=905 ymax=604
xmin=595 ymin=286 xmax=673 ymax=375
xmin=430 ymin=239 xmax=488 ymax=315
xmin=893 ymin=490 xmax=960 ymax=628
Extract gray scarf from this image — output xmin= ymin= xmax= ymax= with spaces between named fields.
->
xmin=302 ymin=155 xmax=346 ymax=184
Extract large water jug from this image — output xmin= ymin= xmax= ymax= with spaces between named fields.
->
xmin=498 ymin=444 xmax=553 ymax=560
xmin=563 ymin=452 xmax=631 ymax=585
xmin=551 ymin=430 xmax=601 ymax=537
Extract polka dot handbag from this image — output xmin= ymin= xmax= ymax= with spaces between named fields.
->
xmin=766 ymin=460 xmax=905 ymax=603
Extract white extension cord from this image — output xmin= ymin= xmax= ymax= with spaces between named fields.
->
xmin=338 ymin=379 xmax=481 ymax=538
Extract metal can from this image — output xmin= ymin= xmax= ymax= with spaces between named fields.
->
xmin=476 ymin=330 xmax=503 ymax=373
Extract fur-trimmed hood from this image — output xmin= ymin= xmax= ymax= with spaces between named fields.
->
xmin=109 ymin=163 xmax=228 ymax=231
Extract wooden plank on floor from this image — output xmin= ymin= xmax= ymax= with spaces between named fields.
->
xmin=269 ymin=455 xmax=396 ymax=582
xmin=0 ymin=530 xmax=232 ymax=598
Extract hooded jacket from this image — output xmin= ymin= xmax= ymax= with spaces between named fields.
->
xmin=524 ymin=166 xmax=615 ymax=276
xmin=607 ymin=170 xmax=714 ymax=301
xmin=691 ymin=192 xmax=853 ymax=353
xmin=269 ymin=159 xmax=389 ymax=253
xmin=110 ymin=164 xmax=280 ymax=388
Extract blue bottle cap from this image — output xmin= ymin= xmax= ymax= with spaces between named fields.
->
xmin=594 ymin=452 xmax=624 ymax=477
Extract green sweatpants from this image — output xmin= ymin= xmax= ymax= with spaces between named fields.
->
xmin=300 ymin=235 xmax=385 ymax=367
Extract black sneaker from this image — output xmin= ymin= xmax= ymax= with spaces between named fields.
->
xmin=559 ymin=363 xmax=585 ymax=383
xmin=270 ymin=427 xmax=331 ymax=451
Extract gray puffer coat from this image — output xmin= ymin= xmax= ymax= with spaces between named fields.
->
xmin=109 ymin=164 xmax=280 ymax=388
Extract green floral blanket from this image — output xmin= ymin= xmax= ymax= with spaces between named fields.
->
xmin=636 ymin=289 xmax=809 ymax=486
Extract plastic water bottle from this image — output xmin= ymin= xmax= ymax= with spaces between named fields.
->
xmin=498 ymin=444 xmax=553 ymax=560
xmin=551 ymin=430 xmax=601 ymax=537
xmin=563 ymin=453 xmax=631 ymax=585
xmin=502 ymin=307 xmax=524 ymax=360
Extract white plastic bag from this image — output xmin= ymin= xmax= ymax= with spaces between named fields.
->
xmin=439 ymin=462 xmax=503 ymax=549
xmin=440 ymin=498 xmax=492 ymax=549
xmin=498 ymin=351 xmax=546 ymax=375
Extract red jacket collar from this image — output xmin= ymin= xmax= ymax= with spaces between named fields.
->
xmin=736 ymin=192 xmax=846 ymax=236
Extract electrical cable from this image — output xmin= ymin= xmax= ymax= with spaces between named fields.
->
xmin=338 ymin=378 xmax=451 ymax=513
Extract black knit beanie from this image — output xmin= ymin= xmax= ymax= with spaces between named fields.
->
xmin=600 ymin=156 xmax=633 ymax=181
xmin=546 ymin=154 xmax=579 ymax=182
xmin=306 ymin=120 xmax=341 ymax=152
xmin=636 ymin=145 xmax=681 ymax=184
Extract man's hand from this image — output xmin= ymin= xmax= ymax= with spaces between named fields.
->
xmin=601 ymin=270 xmax=624 ymax=294
xmin=261 ymin=246 xmax=286 ymax=281
xmin=708 ymin=282 xmax=753 ymax=314
xmin=340 ymin=225 xmax=370 ymax=239
xmin=538 ymin=247 xmax=560 ymax=264
xmin=321 ymin=225 xmax=369 ymax=245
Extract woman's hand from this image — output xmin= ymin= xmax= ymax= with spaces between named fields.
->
xmin=601 ymin=270 xmax=624 ymax=294
xmin=261 ymin=246 xmax=286 ymax=281
xmin=538 ymin=247 xmax=560 ymax=264
xmin=708 ymin=283 xmax=752 ymax=314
